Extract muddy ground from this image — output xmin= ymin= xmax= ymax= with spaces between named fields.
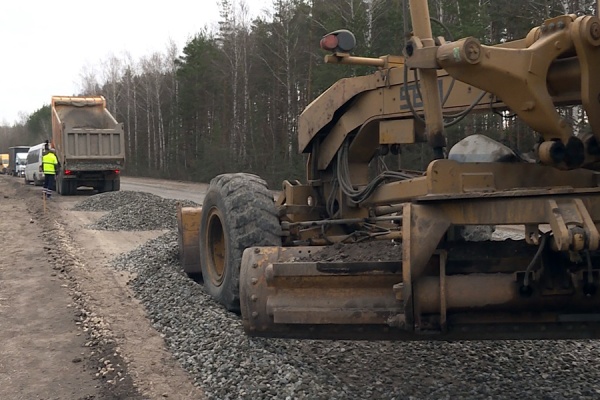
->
xmin=0 ymin=175 xmax=204 ymax=400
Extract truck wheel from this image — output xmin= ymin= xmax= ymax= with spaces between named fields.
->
xmin=199 ymin=173 xmax=281 ymax=312
xmin=104 ymin=179 xmax=120 ymax=192
xmin=98 ymin=180 xmax=117 ymax=193
xmin=58 ymin=178 xmax=69 ymax=195
xmin=68 ymin=180 xmax=78 ymax=195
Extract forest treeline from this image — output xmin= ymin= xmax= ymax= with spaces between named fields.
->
xmin=1 ymin=0 xmax=596 ymax=186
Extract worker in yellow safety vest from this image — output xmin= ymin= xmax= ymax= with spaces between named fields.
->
xmin=42 ymin=142 xmax=59 ymax=199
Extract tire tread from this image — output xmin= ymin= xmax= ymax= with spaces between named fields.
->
xmin=201 ymin=173 xmax=281 ymax=311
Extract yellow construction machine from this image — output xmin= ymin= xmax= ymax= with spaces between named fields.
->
xmin=178 ymin=0 xmax=600 ymax=340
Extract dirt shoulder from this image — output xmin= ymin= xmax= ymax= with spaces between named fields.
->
xmin=0 ymin=175 xmax=204 ymax=399
xmin=0 ymin=175 xmax=101 ymax=399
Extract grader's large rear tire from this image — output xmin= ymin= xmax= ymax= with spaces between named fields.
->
xmin=199 ymin=173 xmax=281 ymax=312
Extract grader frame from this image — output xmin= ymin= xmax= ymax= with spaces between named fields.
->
xmin=179 ymin=0 xmax=600 ymax=341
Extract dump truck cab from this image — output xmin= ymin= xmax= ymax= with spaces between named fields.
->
xmin=15 ymin=153 xmax=27 ymax=177
xmin=0 ymin=154 xmax=9 ymax=174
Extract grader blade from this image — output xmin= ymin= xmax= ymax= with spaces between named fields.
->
xmin=176 ymin=204 xmax=202 ymax=275
xmin=240 ymin=246 xmax=410 ymax=340
xmin=240 ymin=242 xmax=600 ymax=341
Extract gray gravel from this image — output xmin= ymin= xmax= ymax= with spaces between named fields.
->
xmin=78 ymin=191 xmax=600 ymax=400
xmin=73 ymin=191 xmax=160 ymax=212
xmin=74 ymin=191 xmax=197 ymax=231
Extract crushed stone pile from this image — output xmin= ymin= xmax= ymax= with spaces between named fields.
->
xmin=75 ymin=190 xmax=600 ymax=400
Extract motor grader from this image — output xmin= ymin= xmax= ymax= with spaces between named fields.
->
xmin=178 ymin=0 xmax=600 ymax=340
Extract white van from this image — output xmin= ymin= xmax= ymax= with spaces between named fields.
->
xmin=24 ymin=143 xmax=46 ymax=186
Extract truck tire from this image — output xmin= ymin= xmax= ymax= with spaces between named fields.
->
xmin=98 ymin=179 xmax=118 ymax=193
xmin=58 ymin=177 xmax=70 ymax=195
xmin=68 ymin=180 xmax=78 ymax=195
xmin=33 ymin=174 xmax=42 ymax=186
xmin=96 ymin=181 xmax=106 ymax=193
xmin=199 ymin=173 xmax=281 ymax=312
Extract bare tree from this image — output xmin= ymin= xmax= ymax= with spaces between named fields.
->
xmin=122 ymin=52 xmax=139 ymax=173
xmin=101 ymin=54 xmax=124 ymax=116
xmin=164 ymin=39 xmax=181 ymax=173
xmin=218 ymin=0 xmax=253 ymax=165
xmin=262 ymin=0 xmax=305 ymax=161
xmin=77 ymin=63 xmax=100 ymax=95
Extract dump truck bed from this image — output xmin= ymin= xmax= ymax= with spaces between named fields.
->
xmin=51 ymin=96 xmax=124 ymax=195
xmin=51 ymin=96 xmax=125 ymax=169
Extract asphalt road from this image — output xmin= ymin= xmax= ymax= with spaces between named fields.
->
xmin=120 ymin=176 xmax=208 ymax=204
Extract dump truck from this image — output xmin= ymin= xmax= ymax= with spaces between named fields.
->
xmin=178 ymin=0 xmax=600 ymax=341
xmin=8 ymin=146 xmax=30 ymax=176
xmin=51 ymin=96 xmax=124 ymax=195
xmin=15 ymin=153 xmax=27 ymax=177
xmin=0 ymin=153 xmax=8 ymax=174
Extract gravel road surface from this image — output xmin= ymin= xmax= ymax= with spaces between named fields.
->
xmin=5 ymin=174 xmax=600 ymax=399
xmin=93 ymin=177 xmax=600 ymax=399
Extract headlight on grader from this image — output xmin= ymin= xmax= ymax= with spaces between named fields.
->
xmin=320 ymin=29 xmax=356 ymax=53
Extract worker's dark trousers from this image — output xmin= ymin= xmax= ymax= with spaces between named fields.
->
xmin=43 ymin=174 xmax=56 ymax=198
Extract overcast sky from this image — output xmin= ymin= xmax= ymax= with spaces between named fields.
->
xmin=0 ymin=0 xmax=267 ymax=126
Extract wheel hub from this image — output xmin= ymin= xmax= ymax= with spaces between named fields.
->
xmin=206 ymin=207 xmax=226 ymax=286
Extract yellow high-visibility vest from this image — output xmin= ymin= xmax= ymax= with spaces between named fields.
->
xmin=42 ymin=152 xmax=58 ymax=175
